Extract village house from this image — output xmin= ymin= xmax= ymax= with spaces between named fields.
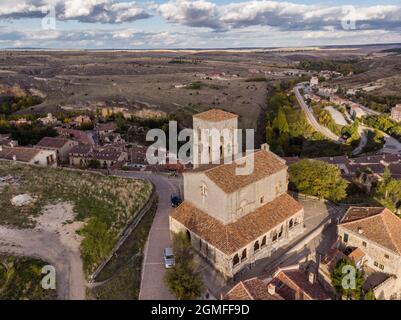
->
xmin=349 ymin=103 xmax=366 ymax=119
xmin=310 ymin=76 xmax=319 ymax=87
xmin=96 ymin=122 xmax=118 ymax=142
xmin=223 ymin=265 xmax=330 ymax=300
xmin=35 ymin=137 xmax=78 ymax=163
xmin=0 ymin=134 xmax=18 ymax=147
xmin=71 ymin=115 xmax=92 ymax=127
xmin=38 ymin=113 xmax=58 ymax=126
xmin=9 ymin=118 xmax=31 ymax=126
xmin=0 ymin=145 xmax=56 ymax=167
xmin=69 ymin=144 xmax=93 ymax=167
xmin=56 ymin=127 xmax=92 ymax=145
xmin=319 ymin=207 xmax=401 ymax=299
xmin=390 ymin=105 xmax=401 ymax=122
xmin=170 ymin=109 xmax=305 ymax=279
xmin=69 ymin=145 xmax=127 ymax=168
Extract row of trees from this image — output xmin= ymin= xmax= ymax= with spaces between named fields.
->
xmin=0 ymin=95 xmax=42 ymax=116
xmin=298 ymin=59 xmax=365 ymax=76
xmin=0 ymin=122 xmax=57 ymax=146
xmin=363 ymin=114 xmax=401 ymax=141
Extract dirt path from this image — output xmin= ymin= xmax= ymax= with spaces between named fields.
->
xmin=0 ymin=202 xmax=87 ymax=300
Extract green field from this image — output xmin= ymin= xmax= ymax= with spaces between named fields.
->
xmin=0 ymin=161 xmax=152 ymax=275
xmin=0 ymin=255 xmax=56 ymax=300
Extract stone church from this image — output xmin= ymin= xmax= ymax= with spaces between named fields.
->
xmin=170 ymin=109 xmax=305 ymax=278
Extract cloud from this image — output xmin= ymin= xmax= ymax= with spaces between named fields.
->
xmin=0 ymin=0 xmax=151 ymax=23
xmin=155 ymin=0 xmax=401 ymax=32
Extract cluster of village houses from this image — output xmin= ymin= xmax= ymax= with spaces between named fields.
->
xmin=308 ymin=75 xmax=401 ymax=123
xmin=168 ymin=109 xmax=401 ymax=300
xmin=2 ymin=106 xmax=401 ymax=300
xmin=0 ymin=112 xmax=133 ymax=169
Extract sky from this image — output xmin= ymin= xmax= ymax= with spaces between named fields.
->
xmin=0 ymin=0 xmax=400 ymax=49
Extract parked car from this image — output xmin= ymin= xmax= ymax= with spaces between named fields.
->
xmin=170 ymin=193 xmax=182 ymax=208
xmin=164 ymin=248 xmax=175 ymax=268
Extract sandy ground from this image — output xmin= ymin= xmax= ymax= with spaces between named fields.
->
xmin=0 ymin=202 xmax=86 ymax=300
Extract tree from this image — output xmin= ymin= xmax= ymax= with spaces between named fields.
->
xmin=164 ymin=232 xmax=203 ymax=300
xmin=289 ymin=159 xmax=348 ymax=202
xmin=375 ymin=169 xmax=401 ymax=212
xmin=277 ymin=107 xmax=289 ymax=134
xmin=331 ymin=258 xmax=364 ymax=300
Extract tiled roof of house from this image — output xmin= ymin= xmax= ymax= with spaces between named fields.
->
xmin=94 ymin=148 xmax=123 ymax=161
xmin=340 ymin=207 xmax=401 ymax=255
xmin=193 ymin=109 xmax=238 ymax=122
xmin=36 ymin=137 xmax=69 ymax=149
xmin=272 ymin=266 xmax=331 ymax=300
xmin=0 ymin=146 xmax=40 ymax=162
xmin=347 ymin=247 xmax=366 ymax=264
xmin=69 ymin=144 xmax=92 ymax=156
xmin=171 ymin=193 xmax=303 ymax=255
xmin=187 ymin=150 xmax=287 ymax=194
xmin=223 ymin=278 xmax=283 ymax=300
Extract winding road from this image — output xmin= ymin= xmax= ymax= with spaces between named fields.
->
xmin=294 ymin=84 xmax=343 ymax=143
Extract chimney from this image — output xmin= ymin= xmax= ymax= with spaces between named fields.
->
xmin=12 ymin=155 xmax=17 ymax=161
xmin=261 ymin=143 xmax=270 ymax=152
xmin=308 ymin=272 xmax=315 ymax=285
xmin=267 ymin=283 xmax=276 ymax=295
xmin=358 ymin=227 xmax=364 ymax=234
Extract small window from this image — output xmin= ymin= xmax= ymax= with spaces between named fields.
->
xmin=362 ymin=241 xmax=367 ymax=247
xmin=343 ymin=233 xmax=349 ymax=243
xmin=200 ymin=184 xmax=208 ymax=197
xmin=384 ymin=254 xmax=390 ymax=259
xmin=289 ymin=219 xmax=294 ymax=229
xmin=374 ymin=261 xmax=378 ymax=267
xmin=379 ymin=264 xmax=384 ymax=270
xmin=278 ymin=226 xmax=283 ymax=238
xmin=260 ymin=196 xmax=264 ymax=204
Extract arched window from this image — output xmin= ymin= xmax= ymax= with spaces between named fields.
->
xmin=261 ymin=236 xmax=267 ymax=247
xmin=241 ymin=249 xmax=247 ymax=261
xmin=278 ymin=225 xmax=284 ymax=238
xmin=233 ymin=254 xmax=240 ymax=266
xmin=289 ymin=219 xmax=294 ymax=229
xmin=272 ymin=231 xmax=278 ymax=242
xmin=254 ymin=241 xmax=260 ymax=252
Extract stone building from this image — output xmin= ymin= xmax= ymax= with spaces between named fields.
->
xmin=192 ymin=109 xmax=238 ymax=168
xmin=391 ymin=105 xmax=401 ymax=122
xmin=0 ymin=145 xmax=56 ymax=167
xmin=336 ymin=206 xmax=401 ymax=299
xmin=170 ymin=109 xmax=304 ymax=279
xmin=35 ymin=137 xmax=78 ymax=163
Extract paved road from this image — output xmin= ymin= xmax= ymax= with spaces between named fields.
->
xmin=352 ymin=126 xmax=370 ymax=156
xmin=0 ymin=226 xmax=86 ymax=300
xmin=294 ymin=85 xmax=343 ymax=143
xmin=113 ymin=171 xmax=180 ymax=300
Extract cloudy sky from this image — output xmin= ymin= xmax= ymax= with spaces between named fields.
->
xmin=0 ymin=0 xmax=401 ymax=49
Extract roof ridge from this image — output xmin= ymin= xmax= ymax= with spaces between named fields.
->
xmin=381 ymin=209 xmax=401 ymax=254
xmin=241 ymin=281 xmax=255 ymax=300
xmin=340 ymin=208 xmax=385 ymax=226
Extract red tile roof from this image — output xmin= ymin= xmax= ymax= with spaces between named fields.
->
xmin=0 ymin=146 xmax=40 ymax=162
xmin=36 ymin=137 xmax=70 ymax=149
xmin=223 ymin=278 xmax=283 ymax=300
xmin=193 ymin=109 xmax=238 ymax=122
xmin=340 ymin=207 xmax=401 ymax=255
xmin=171 ymin=193 xmax=303 ymax=255
xmin=187 ymin=150 xmax=287 ymax=194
